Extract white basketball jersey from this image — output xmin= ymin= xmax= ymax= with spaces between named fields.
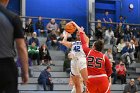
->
xmin=71 ymin=41 xmax=85 ymax=58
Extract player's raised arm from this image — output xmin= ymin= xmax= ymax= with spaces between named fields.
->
xmin=60 ymin=32 xmax=72 ymax=48
xmin=70 ymin=21 xmax=90 ymax=54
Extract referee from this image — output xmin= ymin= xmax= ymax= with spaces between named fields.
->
xmin=0 ymin=0 xmax=29 ymax=93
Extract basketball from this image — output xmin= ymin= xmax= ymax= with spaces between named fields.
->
xmin=65 ymin=22 xmax=77 ymax=34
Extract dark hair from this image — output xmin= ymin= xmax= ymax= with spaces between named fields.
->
xmin=119 ymin=15 xmax=123 ymax=18
xmin=105 ymin=10 xmax=108 ymax=13
xmin=46 ymin=66 xmax=51 ymax=69
xmin=94 ymin=40 xmax=104 ymax=52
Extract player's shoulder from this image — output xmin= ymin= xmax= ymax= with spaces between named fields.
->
xmin=0 ymin=4 xmax=17 ymax=18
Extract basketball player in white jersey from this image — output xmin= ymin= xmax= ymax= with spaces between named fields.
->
xmin=60 ymin=30 xmax=89 ymax=93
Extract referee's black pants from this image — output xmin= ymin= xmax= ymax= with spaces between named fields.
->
xmin=0 ymin=58 xmax=18 ymax=93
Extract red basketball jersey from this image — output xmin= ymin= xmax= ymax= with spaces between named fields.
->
xmin=79 ymin=32 xmax=112 ymax=77
xmin=86 ymin=49 xmax=112 ymax=76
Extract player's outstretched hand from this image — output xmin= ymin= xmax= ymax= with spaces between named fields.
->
xmin=70 ymin=21 xmax=85 ymax=33
xmin=79 ymin=27 xmax=85 ymax=34
xmin=69 ymin=21 xmax=80 ymax=30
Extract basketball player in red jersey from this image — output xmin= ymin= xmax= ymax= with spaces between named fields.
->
xmin=71 ymin=21 xmax=112 ymax=93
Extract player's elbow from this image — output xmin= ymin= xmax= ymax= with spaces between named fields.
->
xmin=106 ymin=69 xmax=113 ymax=77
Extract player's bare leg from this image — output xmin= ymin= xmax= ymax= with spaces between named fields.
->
xmin=80 ymin=68 xmax=88 ymax=86
xmin=71 ymin=75 xmax=82 ymax=93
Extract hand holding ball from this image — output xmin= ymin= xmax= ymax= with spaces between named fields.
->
xmin=65 ymin=22 xmax=76 ymax=34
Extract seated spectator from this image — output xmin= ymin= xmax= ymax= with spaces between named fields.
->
xmin=59 ymin=20 xmax=67 ymax=33
xmin=132 ymin=36 xmax=139 ymax=58
xmin=124 ymin=79 xmax=138 ymax=93
xmin=117 ymin=39 xmax=126 ymax=53
xmin=47 ymin=30 xmax=58 ymax=48
xmin=95 ymin=20 xmax=103 ymax=40
xmin=46 ymin=37 xmax=52 ymax=50
xmin=38 ymin=66 xmax=54 ymax=91
xmin=124 ymin=25 xmax=131 ymax=42
xmin=121 ymin=42 xmax=135 ymax=65
xmin=39 ymin=44 xmax=53 ymax=65
xmin=25 ymin=18 xmax=34 ymax=36
xmin=46 ymin=18 xmax=59 ymax=36
xmin=104 ymin=27 xmax=116 ymax=45
xmin=105 ymin=48 xmax=114 ymax=61
xmin=28 ymin=32 xmax=40 ymax=47
xmin=35 ymin=16 xmax=45 ymax=37
xmin=28 ymin=42 xmax=39 ymax=65
xmin=116 ymin=61 xmax=127 ymax=84
xmin=130 ymin=39 xmax=136 ymax=62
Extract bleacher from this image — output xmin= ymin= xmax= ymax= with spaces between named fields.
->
xmin=17 ymin=37 xmax=140 ymax=93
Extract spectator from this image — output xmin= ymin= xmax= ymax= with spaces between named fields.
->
xmin=117 ymin=39 xmax=126 ymax=53
xmin=118 ymin=15 xmax=125 ymax=29
xmin=95 ymin=20 xmax=103 ymax=40
xmin=116 ymin=61 xmax=127 ymax=84
xmin=121 ymin=42 xmax=135 ymax=65
xmin=46 ymin=18 xmax=59 ymax=36
xmin=103 ymin=11 xmax=112 ymax=29
xmin=0 ymin=1 xmax=28 ymax=92
xmin=39 ymin=44 xmax=53 ymax=65
xmin=29 ymin=32 xmax=40 ymax=47
xmin=124 ymin=25 xmax=131 ymax=42
xmin=35 ymin=16 xmax=45 ymax=36
xmin=28 ymin=42 xmax=40 ymax=65
xmin=115 ymin=23 xmax=124 ymax=45
xmin=105 ymin=48 xmax=114 ymax=61
xmin=104 ymin=27 xmax=115 ymax=44
xmin=132 ymin=36 xmax=139 ymax=58
xmin=25 ymin=18 xmax=34 ymax=36
xmin=38 ymin=66 xmax=54 ymax=91
xmin=46 ymin=37 xmax=52 ymax=50
xmin=59 ymin=20 xmax=67 ymax=33
xmin=118 ymin=15 xmax=124 ymax=23
xmin=124 ymin=79 xmax=138 ymax=93
xmin=130 ymin=40 xmax=136 ymax=62
xmin=47 ymin=30 xmax=57 ymax=48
